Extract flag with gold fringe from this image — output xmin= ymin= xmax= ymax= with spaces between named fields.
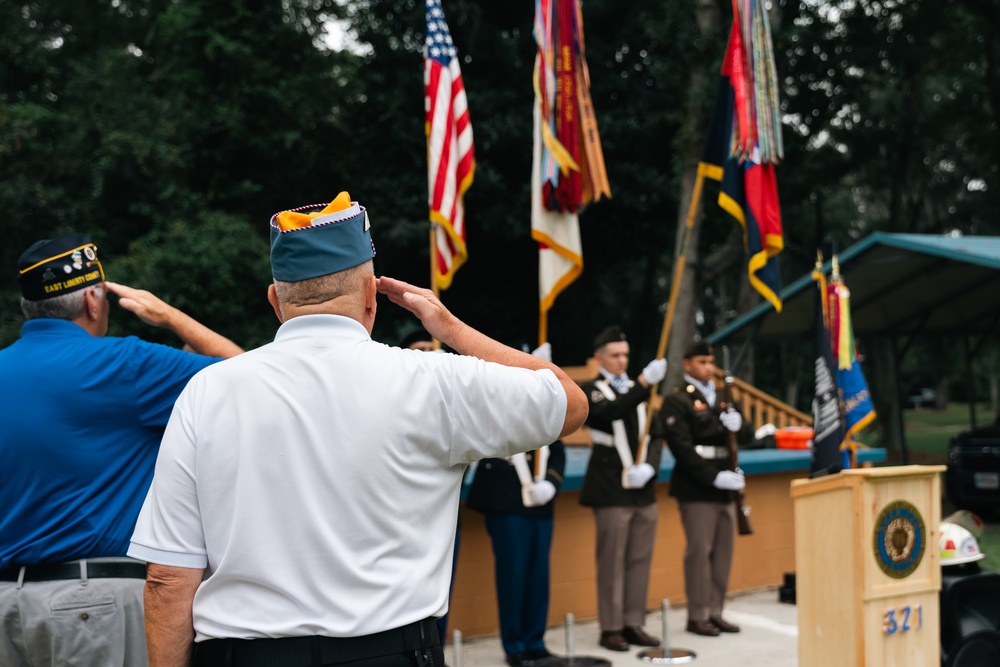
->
xmin=531 ymin=0 xmax=608 ymax=342
xmin=828 ymin=263 xmax=876 ymax=469
xmin=698 ymin=0 xmax=785 ymax=311
xmin=425 ymin=0 xmax=475 ymax=290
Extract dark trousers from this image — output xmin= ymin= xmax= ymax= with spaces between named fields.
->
xmin=484 ymin=513 xmax=553 ymax=658
xmin=192 ymin=619 xmax=443 ymax=667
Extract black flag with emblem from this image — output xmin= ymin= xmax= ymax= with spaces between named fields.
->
xmin=810 ymin=267 xmax=844 ymax=474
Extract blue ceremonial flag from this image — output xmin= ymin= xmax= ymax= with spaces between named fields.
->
xmin=810 ymin=269 xmax=844 ymax=474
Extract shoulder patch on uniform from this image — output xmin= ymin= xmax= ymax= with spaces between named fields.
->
xmin=591 ymin=390 xmax=606 ymax=403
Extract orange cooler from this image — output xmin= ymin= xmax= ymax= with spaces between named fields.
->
xmin=775 ymin=426 xmax=814 ymax=450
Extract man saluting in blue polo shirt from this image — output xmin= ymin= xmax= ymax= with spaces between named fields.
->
xmin=0 ymin=233 xmax=243 ymax=667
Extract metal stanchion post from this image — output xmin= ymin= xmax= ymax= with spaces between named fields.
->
xmin=638 ymin=599 xmax=696 ymax=663
xmin=565 ymin=612 xmax=575 ymax=659
xmin=452 ymin=629 xmax=462 ymax=667
xmin=545 ymin=611 xmax=609 ymax=666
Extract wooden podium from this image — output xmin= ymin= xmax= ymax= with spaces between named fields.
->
xmin=791 ymin=465 xmax=946 ymax=667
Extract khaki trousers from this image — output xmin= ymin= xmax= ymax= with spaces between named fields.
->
xmin=679 ymin=500 xmax=736 ymax=622
xmin=593 ymin=504 xmax=659 ymax=631
xmin=0 ymin=564 xmax=148 ymax=667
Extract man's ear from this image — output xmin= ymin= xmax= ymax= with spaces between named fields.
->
xmin=267 ymin=284 xmax=284 ymax=323
xmin=364 ymin=274 xmax=377 ymax=313
xmin=83 ymin=287 xmax=101 ymax=321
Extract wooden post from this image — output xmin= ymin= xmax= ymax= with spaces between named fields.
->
xmin=636 ymin=168 xmax=707 ymax=462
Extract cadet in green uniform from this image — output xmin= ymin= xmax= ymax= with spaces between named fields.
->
xmin=651 ymin=342 xmax=753 ymax=637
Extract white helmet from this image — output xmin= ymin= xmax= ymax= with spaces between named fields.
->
xmin=939 ymin=522 xmax=986 ymax=566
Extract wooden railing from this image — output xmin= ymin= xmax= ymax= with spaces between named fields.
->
xmin=714 ymin=369 xmax=813 ymax=430
xmin=558 ymin=359 xmax=811 ymax=445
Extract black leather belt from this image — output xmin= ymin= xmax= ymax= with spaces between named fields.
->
xmin=193 ymin=617 xmax=439 ymax=667
xmin=0 ymin=561 xmax=147 ymax=583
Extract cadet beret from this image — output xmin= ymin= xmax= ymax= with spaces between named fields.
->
xmin=398 ymin=327 xmax=432 ymax=349
xmin=593 ymin=325 xmax=627 ymax=351
xmin=683 ymin=340 xmax=715 ymax=359
xmin=17 ymin=233 xmax=105 ymax=301
xmin=270 ymin=191 xmax=376 ymax=282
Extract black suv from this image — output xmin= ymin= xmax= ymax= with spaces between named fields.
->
xmin=946 ymin=423 xmax=1000 ymax=516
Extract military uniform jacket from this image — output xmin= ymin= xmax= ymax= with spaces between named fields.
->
xmin=579 ymin=376 xmax=662 ymax=507
xmin=652 ymin=383 xmax=753 ymax=504
xmin=465 ymin=441 xmax=566 ymax=519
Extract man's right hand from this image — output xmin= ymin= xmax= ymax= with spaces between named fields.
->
xmin=106 ymin=281 xmax=243 ymax=358
xmin=105 ymin=281 xmax=175 ymax=328
xmin=375 ymin=276 xmax=461 ymax=346
xmin=712 ymin=470 xmax=746 ymax=491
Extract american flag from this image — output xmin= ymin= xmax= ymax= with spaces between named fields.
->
xmin=425 ymin=0 xmax=475 ymax=290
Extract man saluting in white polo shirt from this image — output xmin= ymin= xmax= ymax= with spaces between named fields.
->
xmin=129 ymin=192 xmax=589 ymax=667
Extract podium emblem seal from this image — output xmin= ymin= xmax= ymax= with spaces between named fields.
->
xmin=873 ymin=500 xmax=925 ymax=578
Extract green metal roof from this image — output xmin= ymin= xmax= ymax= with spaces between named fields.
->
xmin=707 ymin=232 xmax=1000 ymax=343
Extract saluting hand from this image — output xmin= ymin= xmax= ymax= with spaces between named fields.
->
xmin=375 ymin=276 xmax=460 ymax=345
xmin=105 ymin=281 xmax=175 ymax=328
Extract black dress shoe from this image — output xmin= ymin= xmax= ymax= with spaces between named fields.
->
xmin=599 ymin=630 xmax=631 ymax=651
xmin=505 ymin=653 xmax=535 ymax=667
xmin=525 ymin=648 xmax=555 ymax=660
xmin=622 ymin=625 xmax=661 ymax=647
xmin=525 ymin=648 xmax=559 ymax=665
xmin=686 ymin=619 xmax=721 ymax=636
xmin=710 ymin=615 xmax=741 ymax=633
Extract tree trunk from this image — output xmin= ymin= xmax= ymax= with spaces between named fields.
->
xmin=665 ymin=0 xmax=722 ymax=388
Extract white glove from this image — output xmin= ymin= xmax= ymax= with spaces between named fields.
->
xmin=755 ymin=423 xmax=777 ymax=439
xmin=530 ymin=342 xmax=552 ymax=362
xmin=713 ymin=470 xmax=746 ymax=491
xmin=529 ymin=480 xmax=557 ymax=505
xmin=641 ymin=358 xmax=667 ymax=384
xmin=626 ymin=462 xmax=657 ymax=488
xmin=720 ymin=411 xmax=743 ymax=432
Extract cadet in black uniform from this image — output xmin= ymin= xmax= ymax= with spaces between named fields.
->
xmin=651 ymin=341 xmax=753 ymax=637
xmin=578 ymin=326 xmax=667 ymax=652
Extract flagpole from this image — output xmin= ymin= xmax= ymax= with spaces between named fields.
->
xmin=636 ymin=167 xmax=707 ymax=463
xmin=429 ymin=225 xmax=442 ymax=351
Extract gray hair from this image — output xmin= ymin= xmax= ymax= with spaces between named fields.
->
xmin=21 ymin=284 xmax=103 ymax=320
xmin=273 ymin=261 xmax=373 ymax=307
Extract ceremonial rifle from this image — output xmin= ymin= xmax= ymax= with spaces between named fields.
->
xmin=722 ymin=346 xmax=753 ymax=536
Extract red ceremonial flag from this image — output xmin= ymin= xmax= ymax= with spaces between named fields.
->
xmin=425 ymin=0 xmax=475 ymax=290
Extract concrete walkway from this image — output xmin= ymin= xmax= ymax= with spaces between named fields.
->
xmin=447 ymin=587 xmax=798 ymax=666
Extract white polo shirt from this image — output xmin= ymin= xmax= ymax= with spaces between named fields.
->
xmin=128 ymin=314 xmax=565 ymax=640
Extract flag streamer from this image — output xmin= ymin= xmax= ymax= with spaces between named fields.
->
xmin=827 ymin=259 xmax=877 ymax=467
xmin=425 ymin=0 xmax=475 ymax=290
xmin=533 ymin=0 xmax=610 ymax=214
xmin=697 ymin=0 xmax=785 ymax=311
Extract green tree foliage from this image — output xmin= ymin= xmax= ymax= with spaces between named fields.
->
xmin=1 ymin=0 xmax=997 ymax=420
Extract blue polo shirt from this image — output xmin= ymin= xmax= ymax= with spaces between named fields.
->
xmin=0 ymin=319 xmax=222 ymax=567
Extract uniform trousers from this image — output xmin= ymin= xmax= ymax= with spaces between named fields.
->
xmin=0 ymin=559 xmax=148 ymax=667
xmin=484 ymin=514 xmax=553 ymax=658
xmin=593 ymin=504 xmax=658 ymax=631
xmin=678 ymin=500 xmax=736 ymax=622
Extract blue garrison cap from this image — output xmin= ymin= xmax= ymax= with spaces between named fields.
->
xmin=269 ymin=192 xmax=376 ymax=282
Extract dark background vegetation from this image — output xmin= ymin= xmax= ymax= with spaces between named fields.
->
xmin=2 ymin=0 xmax=998 ymax=446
